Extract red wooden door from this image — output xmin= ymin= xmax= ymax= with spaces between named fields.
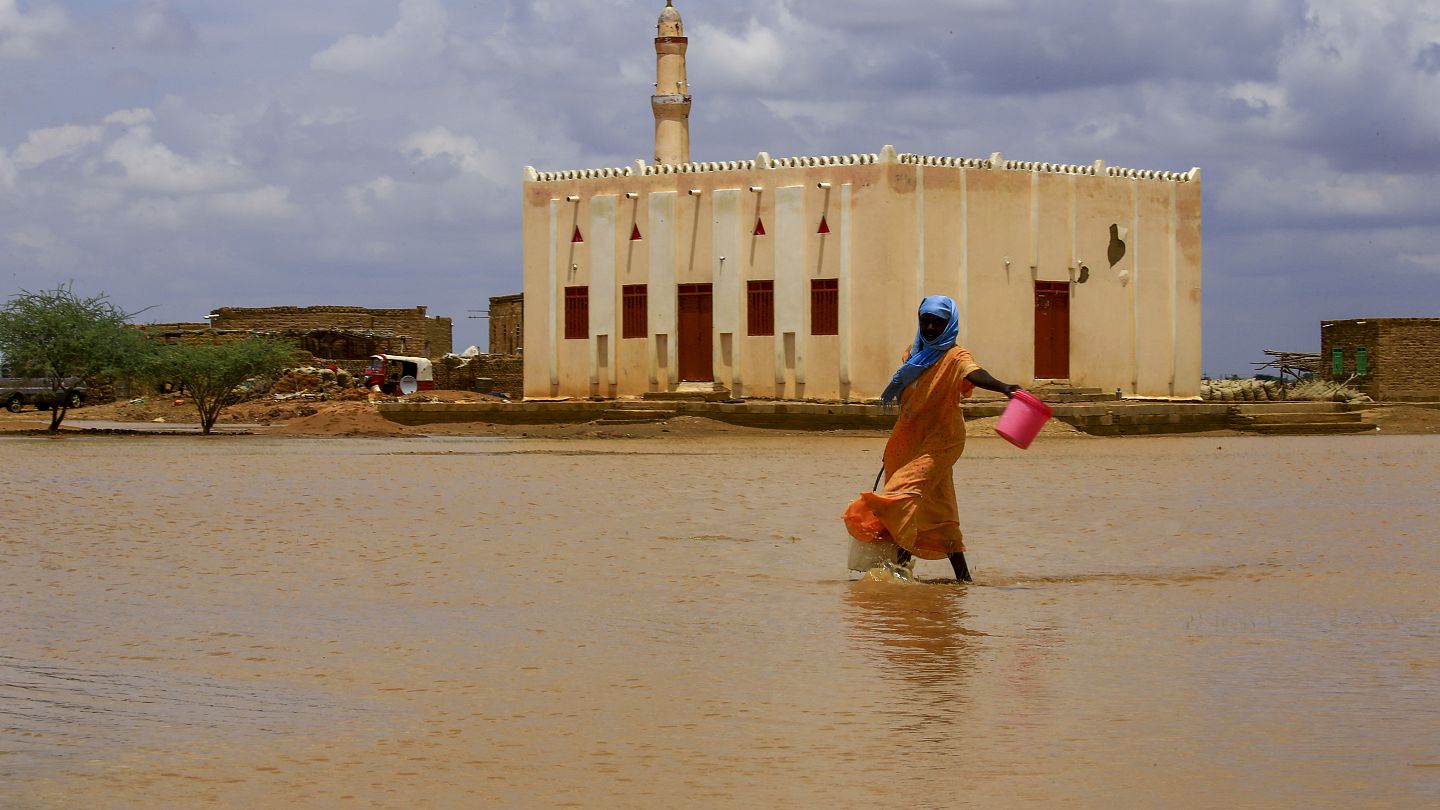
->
xmin=677 ymin=283 xmax=713 ymax=382
xmin=1034 ymin=281 xmax=1070 ymax=379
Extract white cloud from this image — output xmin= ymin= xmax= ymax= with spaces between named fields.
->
xmin=0 ymin=146 xmax=15 ymax=188
xmin=757 ymin=99 xmax=866 ymax=133
xmin=691 ymin=18 xmax=789 ymax=93
xmin=104 ymin=107 xmax=156 ymax=127
xmin=1227 ymin=81 xmax=1285 ymax=116
xmin=300 ymin=107 xmax=361 ymax=127
xmin=6 ymin=223 xmax=79 ymax=267
xmin=100 ymin=125 xmax=247 ymax=194
xmin=1220 ymin=158 xmax=1430 ymax=224
xmin=1398 ymin=252 xmax=1440 ymax=272
xmin=13 ymin=123 xmax=103 ymax=167
xmin=122 ymin=195 xmax=190 ymax=229
xmin=206 ymin=185 xmax=295 ymax=219
xmin=1260 ymin=0 xmax=1440 ymax=164
xmin=346 ymin=175 xmax=396 ymax=215
xmin=0 ymin=0 xmax=68 ymax=59
xmin=403 ymin=126 xmax=495 ymax=176
xmin=132 ymin=0 xmax=196 ymax=51
xmin=69 ymin=186 xmax=125 ymax=214
xmin=311 ymin=0 xmax=447 ymax=75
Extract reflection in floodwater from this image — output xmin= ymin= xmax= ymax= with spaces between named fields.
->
xmin=845 ymin=579 xmax=978 ymax=712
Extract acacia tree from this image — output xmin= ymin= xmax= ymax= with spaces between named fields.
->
xmin=0 ymin=283 xmax=149 ymax=432
xmin=146 ymin=336 xmax=298 ymax=434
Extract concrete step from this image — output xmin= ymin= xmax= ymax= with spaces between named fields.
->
xmin=607 ymin=402 xmax=690 ymax=411
xmin=1231 ymin=402 xmax=1348 ymax=414
xmin=1042 ymin=392 xmax=1118 ymax=403
xmin=1243 ymin=421 xmax=1377 ymax=435
xmin=642 ymin=384 xmax=731 ymax=402
xmin=1031 ymin=386 xmax=1118 ymax=403
xmin=595 ymin=409 xmax=676 ymax=424
xmin=1231 ymin=411 xmax=1364 ymax=425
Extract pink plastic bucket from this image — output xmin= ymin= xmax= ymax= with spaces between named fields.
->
xmin=994 ymin=390 xmax=1053 ymax=449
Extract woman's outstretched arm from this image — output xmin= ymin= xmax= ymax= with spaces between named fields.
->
xmin=965 ymin=368 xmax=1020 ymax=397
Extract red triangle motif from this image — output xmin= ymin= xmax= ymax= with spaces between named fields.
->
xmin=572 ymin=226 xmax=584 ymax=243
xmin=753 ymin=218 xmax=766 ymax=236
xmin=817 ymin=215 xmax=830 ymax=235
xmin=630 ymin=223 xmax=642 ymax=241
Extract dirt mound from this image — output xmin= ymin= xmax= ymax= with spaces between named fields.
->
xmin=270 ymin=402 xmax=414 ymax=436
xmin=1363 ymin=406 xmax=1440 ymax=434
xmin=966 ymin=414 xmax=1087 ymax=439
xmin=72 ymin=397 xmax=208 ymax=423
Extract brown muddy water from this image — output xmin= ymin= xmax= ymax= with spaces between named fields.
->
xmin=2 ymin=433 xmax=1437 ymax=809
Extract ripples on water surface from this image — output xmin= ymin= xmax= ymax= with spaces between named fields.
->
xmin=2 ymin=434 xmax=1437 ymax=808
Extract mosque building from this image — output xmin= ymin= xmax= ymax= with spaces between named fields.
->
xmin=521 ymin=1 xmax=1202 ymax=401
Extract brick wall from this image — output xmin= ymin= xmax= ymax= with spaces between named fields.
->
xmin=1322 ymin=318 xmax=1440 ymax=401
xmin=426 ymin=317 xmax=454 ymax=356
xmin=433 ymin=354 xmax=524 ymax=397
xmin=489 ymin=294 xmax=523 ymax=355
xmin=142 ymin=325 xmax=411 ymax=361
xmin=211 ymin=306 xmax=451 ymax=357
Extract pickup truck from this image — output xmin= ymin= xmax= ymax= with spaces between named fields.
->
xmin=0 ymin=377 xmax=87 ymax=412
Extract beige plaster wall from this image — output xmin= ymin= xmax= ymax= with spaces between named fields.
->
xmin=522 ymin=149 xmax=1202 ymax=400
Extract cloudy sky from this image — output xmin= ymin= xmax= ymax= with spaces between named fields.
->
xmin=2 ymin=0 xmax=1437 ymax=373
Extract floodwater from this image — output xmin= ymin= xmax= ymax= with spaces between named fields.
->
xmin=2 ymin=432 xmax=1437 ymax=809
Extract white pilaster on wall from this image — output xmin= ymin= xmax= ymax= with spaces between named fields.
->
xmin=958 ymin=170 xmax=969 ymax=347
xmin=648 ymin=191 xmax=678 ymax=387
xmin=1169 ymin=183 xmax=1179 ymax=395
xmin=589 ymin=195 xmax=617 ymax=386
xmin=839 ymin=183 xmax=853 ymax=388
xmin=712 ymin=189 xmax=741 ymax=387
xmin=1029 ymin=171 xmax=1041 ymax=273
xmin=775 ymin=185 xmax=805 ymax=385
xmin=1131 ymin=183 xmax=1141 ymax=394
xmin=548 ymin=199 xmax=559 ymax=388
xmin=1068 ymin=174 xmax=1078 ymax=279
xmin=915 ymin=166 xmax=926 ymax=299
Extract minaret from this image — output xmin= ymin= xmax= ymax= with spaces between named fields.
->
xmin=651 ymin=1 xmax=691 ymax=166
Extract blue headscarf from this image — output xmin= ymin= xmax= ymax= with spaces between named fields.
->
xmin=880 ymin=295 xmax=960 ymax=406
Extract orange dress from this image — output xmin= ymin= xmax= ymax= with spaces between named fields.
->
xmin=843 ymin=346 xmax=981 ymax=559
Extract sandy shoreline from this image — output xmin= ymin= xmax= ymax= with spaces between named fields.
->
xmin=4 ymin=390 xmax=1439 ymax=438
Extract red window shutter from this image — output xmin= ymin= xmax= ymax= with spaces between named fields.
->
xmin=810 ymin=278 xmax=838 ymax=335
xmin=622 ymin=285 xmax=648 ymax=339
xmin=746 ymin=280 xmax=774 ymax=336
xmin=564 ymin=286 xmax=589 ymax=339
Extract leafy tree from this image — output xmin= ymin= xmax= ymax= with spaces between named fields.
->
xmin=0 ymin=283 xmax=150 ymax=432
xmin=146 ymin=336 xmax=299 ymax=434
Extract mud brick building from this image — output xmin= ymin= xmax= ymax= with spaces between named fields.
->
xmin=488 ymin=294 xmax=524 ymax=355
xmin=210 ymin=306 xmax=452 ymax=358
xmin=434 ymin=353 xmax=524 ymax=398
xmin=1322 ymin=318 xmax=1440 ymax=401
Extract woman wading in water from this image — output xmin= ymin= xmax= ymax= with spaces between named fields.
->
xmin=843 ymin=295 xmax=1021 ymax=581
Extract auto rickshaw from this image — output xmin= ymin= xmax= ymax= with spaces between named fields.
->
xmin=363 ymin=354 xmax=435 ymax=395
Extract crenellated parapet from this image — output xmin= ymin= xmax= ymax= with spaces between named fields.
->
xmin=525 ymin=146 xmax=1200 ymax=184
xmin=898 ymin=154 xmax=994 ymax=169
xmin=527 ymin=165 xmax=637 ymax=182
